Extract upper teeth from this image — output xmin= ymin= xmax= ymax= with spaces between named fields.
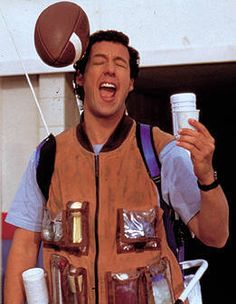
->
xmin=100 ymin=83 xmax=116 ymax=89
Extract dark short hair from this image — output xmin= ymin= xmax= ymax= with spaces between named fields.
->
xmin=74 ymin=30 xmax=140 ymax=78
xmin=73 ymin=30 xmax=140 ymax=100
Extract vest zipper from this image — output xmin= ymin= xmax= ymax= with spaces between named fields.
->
xmin=94 ymin=155 xmax=99 ymax=304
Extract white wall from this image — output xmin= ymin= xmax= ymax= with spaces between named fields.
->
xmin=1 ymin=76 xmax=39 ymax=211
xmin=1 ymin=0 xmax=236 ymax=76
xmin=0 ymin=73 xmax=80 ymax=211
xmin=38 ymin=73 xmax=80 ymax=140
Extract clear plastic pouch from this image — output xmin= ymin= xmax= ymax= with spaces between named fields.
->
xmin=107 ymin=258 xmax=174 ymax=304
xmin=65 ymin=201 xmax=89 ymax=254
xmin=67 ymin=265 xmax=88 ymax=304
xmin=41 ymin=208 xmax=63 ymax=243
xmin=41 ymin=201 xmax=89 ymax=254
xmin=51 ymin=254 xmax=69 ymax=304
xmin=107 ymin=269 xmax=148 ymax=304
xmin=117 ymin=207 xmax=160 ymax=253
xmin=149 ymin=258 xmax=174 ymax=304
xmin=50 ymin=254 xmax=88 ymax=304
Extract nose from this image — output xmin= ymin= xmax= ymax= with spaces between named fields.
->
xmin=103 ymin=60 xmax=115 ymax=76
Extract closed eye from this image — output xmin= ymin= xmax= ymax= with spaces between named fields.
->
xmin=91 ymin=54 xmax=106 ymax=65
xmin=92 ymin=59 xmax=106 ymax=65
xmin=115 ymin=58 xmax=128 ymax=69
xmin=91 ymin=54 xmax=129 ymax=69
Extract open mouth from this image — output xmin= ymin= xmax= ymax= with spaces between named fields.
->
xmin=99 ymin=82 xmax=117 ymax=100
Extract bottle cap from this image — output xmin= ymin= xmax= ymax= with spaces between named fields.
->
xmin=170 ymin=93 xmax=196 ymax=104
xmin=152 ymin=273 xmax=164 ymax=282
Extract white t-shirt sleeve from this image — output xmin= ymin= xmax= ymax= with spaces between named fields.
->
xmin=159 ymin=140 xmax=201 ymax=224
xmin=5 ymin=151 xmax=46 ymax=232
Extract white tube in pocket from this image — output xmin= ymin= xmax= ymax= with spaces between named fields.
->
xmin=22 ymin=267 xmax=49 ymax=304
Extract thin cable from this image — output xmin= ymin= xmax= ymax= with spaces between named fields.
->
xmin=0 ymin=9 xmax=50 ymax=136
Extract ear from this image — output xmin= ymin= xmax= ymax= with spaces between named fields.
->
xmin=128 ymin=79 xmax=134 ymax=92
xmin=76 ymin=72 xmax=84 ymax=86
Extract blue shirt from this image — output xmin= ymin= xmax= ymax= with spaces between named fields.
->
xmin=5 ymin=140 xmax=200 ymax=232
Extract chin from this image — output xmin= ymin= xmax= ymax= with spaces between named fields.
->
xmin=97 ymin=108 xmax=123 ymax=120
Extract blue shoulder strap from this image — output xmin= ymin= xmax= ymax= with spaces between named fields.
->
xmin=137 ymin=122 xmax=185 ymax=262
xmin=139 ymin=123 xmax=161 ymax=183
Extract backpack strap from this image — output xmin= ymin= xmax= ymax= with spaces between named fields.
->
xmin=137 ymin=123 xmax=161 ymax=184
xmin=36 ymin=133 xmax=56 ymax=201
xmin=136 ymin=122 xmax=185 ymax=262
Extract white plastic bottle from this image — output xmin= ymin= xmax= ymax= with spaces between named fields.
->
xmin=152 ymin=273 xmax=173 ymax=304
xmin=170 ymin=92 xmax=197 ymax=136
xmin=22 ymin=268 xmax=49 ymax=304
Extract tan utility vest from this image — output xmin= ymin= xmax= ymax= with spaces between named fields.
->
xmin=42 ymin=118 xmax=184 ymax=303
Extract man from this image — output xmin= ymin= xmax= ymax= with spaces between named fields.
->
xmin=4 ymin=30 xmax=229 ymax=303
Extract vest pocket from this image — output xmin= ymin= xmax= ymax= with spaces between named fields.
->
xmin=41 ymin=201 xmax=89 ymax=255
xmin=116 ymin=207 xmax=161 ymax=253
xmin=106 ymin=257 xmax=174 ymax=304
xmin=50 ymin=254 xmax=88 ymax=304
xmin=65 ymin=201 xmax=89 ymax=254
xmin=51 ymin=254 xmax=68 ymax=304
xmin=149 ymin=257 xmax=174 ymax=303
xmin=42 ymin=208 xmax=63 ymax=243
xmin=106 ymin=269 xmax=148 ymax=304
xmin=67 ymin=265 xmax=88 ymax=304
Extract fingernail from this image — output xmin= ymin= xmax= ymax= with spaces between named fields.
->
xmin=174 ymin=134 xmax=180 ymax=140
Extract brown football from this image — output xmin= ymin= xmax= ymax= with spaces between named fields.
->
xmin=34 ymin=1 xmax=90 ymax=67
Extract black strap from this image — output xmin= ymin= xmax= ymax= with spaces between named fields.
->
xmin=36 ymin=133 xmax=56 ymax=201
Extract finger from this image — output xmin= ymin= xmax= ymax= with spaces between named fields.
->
xmin=176 ymin=140 xmax=202 ymax=160
xmin=176 ymin=134 xmax=214 ymax=157
xmin=178 ymin=128 xmax=198 ymax=137
xmin=188 ymin=119 xmax=213 ymax=138
xmin=178 ymin=124 xmax=215 ymax=147
xmin=177 ymin=133 xmax=205 ymax=150
xmin=176 ymin=138 xmax=200 ymax=153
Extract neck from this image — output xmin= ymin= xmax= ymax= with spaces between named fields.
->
xmin=83 ymin=111 xmax=125 ymax=145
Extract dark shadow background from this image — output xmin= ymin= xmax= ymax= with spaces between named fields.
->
xmin=127 ymin=62 xmax=235 ymax=303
